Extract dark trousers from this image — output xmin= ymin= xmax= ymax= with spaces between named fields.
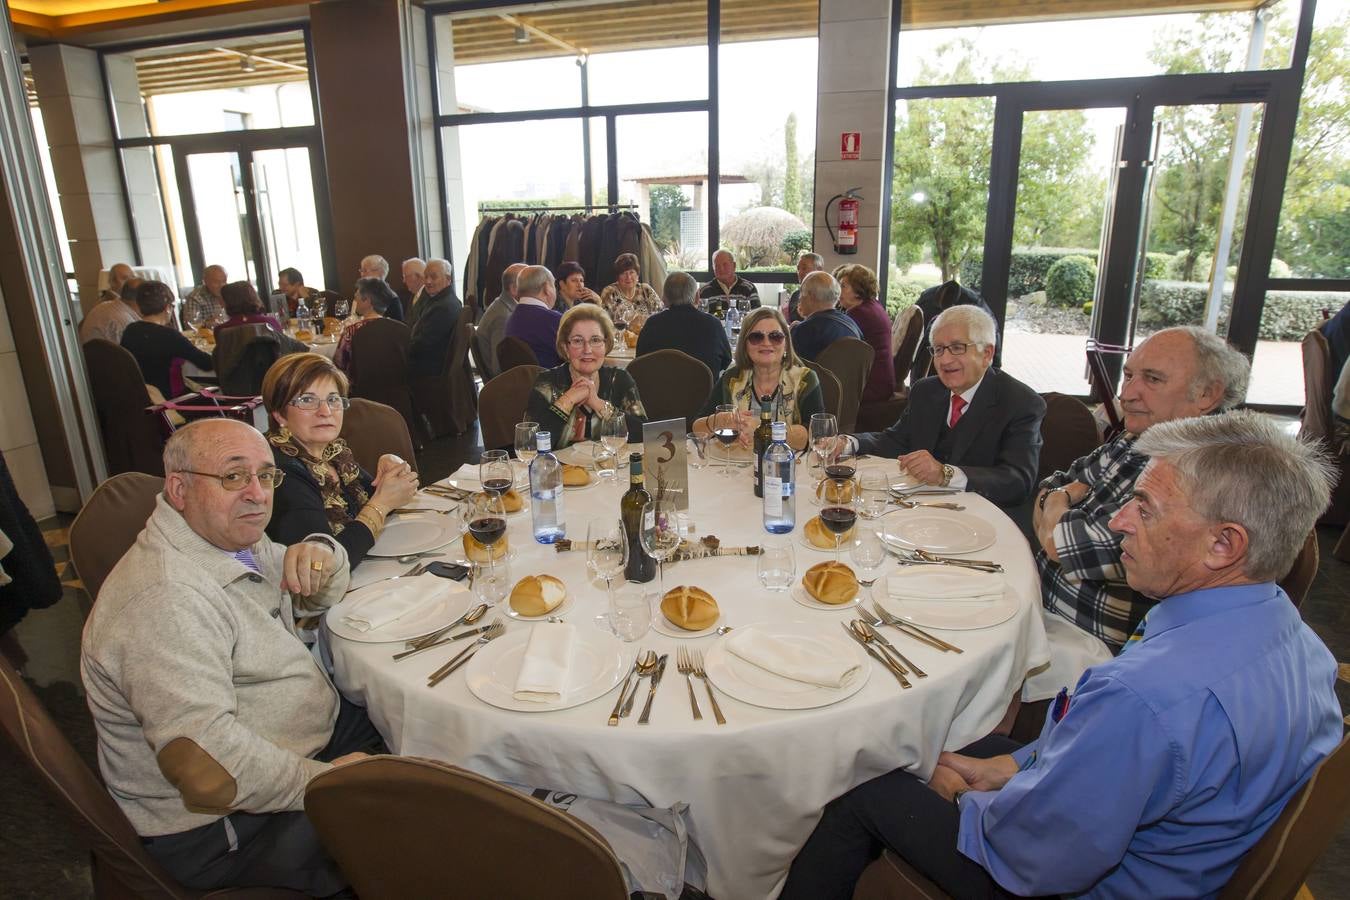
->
xmin=780 ymin=735 xmax=1027 ymax=900
xmin=143 ymin=696 xmax=385 ymax=896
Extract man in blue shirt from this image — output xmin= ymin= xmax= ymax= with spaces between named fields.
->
xmin=790 ymin=271 xmax=862 ymax=362
xmin=782 ymin=410 xmax=1341 ymax=899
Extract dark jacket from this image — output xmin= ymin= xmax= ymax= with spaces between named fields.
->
xmin=911 ymin=281 xmax=993 ymax=383
xmin=635 ymin=304 xmax=733 ymax=379
xmin=409 ymin=286 xmax=461 ymax=376
xmin=266 ymin=450 xmax=378 ymax=569
xmin=855 ymin=367 xmax=1046 ymax=508
xmin=792 ymin=308 xmax=863 ymax=362
xmin=120 ymin=320 xmax=213 ymax=398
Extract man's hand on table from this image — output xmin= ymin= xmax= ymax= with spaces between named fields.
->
xmin=283 ymin=541 xmax=338 ymax=596
xmin=898 ymin=450 xmax=944 ymax=485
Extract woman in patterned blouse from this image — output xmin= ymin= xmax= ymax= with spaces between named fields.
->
xmin=599 ymin=252 xmax=661 ymax=322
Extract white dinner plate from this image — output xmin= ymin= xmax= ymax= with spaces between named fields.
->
xmin=653 ymin=607 xmax=723 ymax=638
xmin=706 ymin=442 xmax=753 ymax=467
xmin=502 ymin=590 xmax=575 ymax=621
xmin=324 ymin=578 xmax=472 ymax=643
xmin=465 ymin=626 xmax=628 ymax=712
xmin=367 ymin=515 xmax=462 ymax=558
xmin=875 ymin=589 xmax=1019 ymax=631
xmin=880 ymin=510 xmax=996 ymax=554
xmin=704 ymin=622 xmax=870 ymax=710
xmin=790 ymin=584 xmax=861 ymax=612
xmin=553 ymin=443 xmax=597 ymax=467
xmin=798 ymin=521 xmax=854 ymax=554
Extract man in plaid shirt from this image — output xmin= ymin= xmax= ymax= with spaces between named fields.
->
xmin=181 ymin=264 xmax=227 ymax=327
xmin=1033 ymin=326 xmax=1250 ymax=650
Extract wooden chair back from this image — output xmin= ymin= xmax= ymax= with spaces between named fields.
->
xmin=627 ymin=349 xmax=714 ymax=430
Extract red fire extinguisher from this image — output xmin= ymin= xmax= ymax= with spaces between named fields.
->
xmin=825 ymin=188 xmax=862 ymax=255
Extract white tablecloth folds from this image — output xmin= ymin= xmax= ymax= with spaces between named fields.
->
xmin=330 ymin=457 xmax=1051 ymax=900
xmin=512 ymin=623 xmax=576 ymax=702
xmin=887 ymin=568 xmax=1004 ymax=603
xmin=339 ymin=578 xmax=443 ymax=633
xmin=726 ymin=628 xmax=861 ymax=688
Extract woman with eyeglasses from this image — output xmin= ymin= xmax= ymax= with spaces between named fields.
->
xmin=692 ymin=307 xmax=822 ymax=451
xmin=525 ymin=304 xmax=647 ymax=450
xmin=262 ymin=352 xmax=418 ymax=568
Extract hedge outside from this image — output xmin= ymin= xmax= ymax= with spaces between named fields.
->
xmin=1138 ymin=280 xmax=1343 ymax=340
xmin=959 ymin=248 xmax=1170 ymax=297
xmin=1045 ymin=255 xmax=1097 ymax=308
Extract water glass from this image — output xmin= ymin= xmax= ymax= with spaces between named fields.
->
xmin=850 ymin=528 xmax=887 ymax=578
xmin=608 ymin=585 xmax=653 ymax=642
xmin=592 ymin=443 xmax=618 ymax=479
xmin=757 ymin=540 xmax=796 ymax=592
xmin=859 ymin=471 xmax=890 ymax=520
xmin=515 ymin=421 xmax=539 ymax=465
xmin=686 ymin=432 xmax=710 ymax=468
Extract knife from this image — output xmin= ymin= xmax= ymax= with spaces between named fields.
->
xmin=638 ymin=654 xmax=669 ymax=725
xmin=608 ymin=656 xmax=643 ymax=726
xmin=859 ymin=622 xmax=927 ymax=678
xmin=392 ymin=623 xmax=496 ymax=660
xmin=842 ymin=623 xmax=910 ymax=689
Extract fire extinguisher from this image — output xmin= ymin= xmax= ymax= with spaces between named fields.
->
xmin=825 ymin=188 xmax=862 ymax=255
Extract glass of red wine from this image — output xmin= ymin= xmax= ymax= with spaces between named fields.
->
xmin=479 ymin=449 xmax=514 ymax=498
xmin=462 ymin=491 xmax=508 ymax=604
xmin=712 ymin=403 xmax=740 ymax=478
xmin=819 ymin=500 xmax=859 ymax=565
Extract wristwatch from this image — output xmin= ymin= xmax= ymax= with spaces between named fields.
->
xmin=940 ymin=464 xmax=955 ymax=487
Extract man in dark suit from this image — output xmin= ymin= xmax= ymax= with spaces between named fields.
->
xmin=845 ymin=305 xmax=1045 ymax=509
xmin=637 ymin=272 xmax=733 ymax=379
xmin=408 ymin=258 xmax=461 ymax=377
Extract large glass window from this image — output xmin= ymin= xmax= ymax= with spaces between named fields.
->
xmin=614 ymin=112 xmax=709 ymax=271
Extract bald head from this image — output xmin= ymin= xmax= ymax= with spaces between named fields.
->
xmin=202 ymin=265 xmax=227 ymax=297
xmin=798 ymin=271 xmax=840 ymax=317
xmin=108 ymin=263 xmax=134 ymax=293
xmin=163 ymin=419 xmax=275 ymax=551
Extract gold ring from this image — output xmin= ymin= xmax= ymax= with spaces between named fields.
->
xmin=310 ymin=560 xmax=324 ymax=572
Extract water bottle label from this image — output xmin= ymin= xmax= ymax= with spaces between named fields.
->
xmin=764 ymin=477 xmax=783 ymax=516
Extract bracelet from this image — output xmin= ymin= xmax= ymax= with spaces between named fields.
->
xmin=355 ymin=502 xmax=387 ymax=538
xmin=1038 ymin=486 xmax=1070 ymax=511
xmin=953 ymin=788 xmax=969 ymax=809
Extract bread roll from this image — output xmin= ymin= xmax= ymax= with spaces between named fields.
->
xmin=817 ymin=478 xmax=858 ymax=504
xmin=660 ymin=586 xmax=719 ymax=631
xmin=462 ymin=531 xmax=508 ymax=563
xmin=322 ymin=316 xmax=342 ymax=336
xmin=294 ymin=329 xmax=314 ymax=342
xmin=562 ymin=464 xmax=590 ymax=486
xmin=501 ymin=488 xmax=524 ymax=513
xmin=805 ymin=515 xmax=855 ymax=549
xmin=803 ymin=561 xmax=859 ymax=606
xmin=509 ymin=574 xmax=567 ymax=617
xmin=622 ymin=329 xmax=638 ymax=348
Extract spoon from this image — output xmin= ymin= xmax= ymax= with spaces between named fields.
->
xmin=609 ymin=649 xmax=656 ymax=726
xmin=397 ymin=603 xmax=489 ymax=657
xmin=620 ymin=650 xmax=659 ymax=719
xmin=395 ymin=551 xmax=448 ymax=564
xmin=714 ymin=625 xmax=734 ymax=635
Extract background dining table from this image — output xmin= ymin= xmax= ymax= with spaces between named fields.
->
xmin=329 ymin=454 xmax=1051 ymax=900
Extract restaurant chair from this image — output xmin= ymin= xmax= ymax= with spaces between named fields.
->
xmin=412 ymin=307 xmax=478 ymax=439
xmin=1085 ymin=340 xmax=1131 ymax=441
xmin=69 ymin=472 xmax=163 ymax=606
xmin=340 ymin=399 xmax=418 ymax=476
xmin=816 ymin=337 xmax=875 ymax=434
xmin=805 ymin=360 xmax=844 ymax=422
xmin=1036 ymin=392 xmax=1102 ymax=482
xmin=304 ymin=756 xmax=628 ymax=900
xmin=857 ymin=305 xmax=924 ymax=432
xmin=469 ymin=325 xmax=494 ymax=382
xmin=1299 ymin=328 xmax=1349 ymax=526
xmin=0 ymin=654 xmax=304 ymax=900
xmin=496 ymin=335 xmax=540 ymax=373
xmin=348 ymin=317 xmax=416 ymax=439
xmin=1277 ymin=530 xmax=1319 ymax=610
xmin=627 ymin=349 xmax=713 ymax=430
xmin=212 ymin=325 xmax=292 ymax=397
xmin=83 ymin=339 xmax=167 ymax=477
xmin=853 ymin=850 xmax=949 ymax=900
xmin=478 ymin=364 xmax=541 ymax=451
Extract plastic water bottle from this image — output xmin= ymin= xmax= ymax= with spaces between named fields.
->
xmin=762 ymin=422 xmax=795 ymax=534
xmin=295 ymin=297 xmax=311 ymax=336
xmin=529 ymin=431 xmax=566 ymax=544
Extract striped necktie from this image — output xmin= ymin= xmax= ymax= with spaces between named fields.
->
xmin=1119 ymin=610 xmax=1151 ymax=654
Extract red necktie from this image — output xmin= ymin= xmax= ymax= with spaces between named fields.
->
xmin=949 ymin=394 xmax=967 ymax=428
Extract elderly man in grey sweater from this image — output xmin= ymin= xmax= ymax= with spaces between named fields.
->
xmin=81 ymin=419 xmax=380 ymax=895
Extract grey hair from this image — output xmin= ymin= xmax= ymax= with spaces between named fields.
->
xmin=517 ymin=265 xmax=553 ymax=299
xmin=1152 ymin=326 xmax=1250 ymax=411
xmin=712 ymin=248 xmax=734 ymax=265
xmin=1134 ymin=410 xmax=1335 ymax=582
xmin=662 ymin=271 xmax=697 ymax=307
xmin=162 ymin=419 xmax=259 ymax=477
xmin=798 ymin=252 xmax=824 ymax=270
xmin=401 ymin=257 xmax=425 ymax=272
xmin=361 ymin=255 xmax=390 ymax=278
xmin=931 ymin=304 xmax=997 ymax=348
xmin=425 ymin=258 xmax=452 ymax=280
xmin=502 ymin=262 xmax=526 ymax=294
xmin=799 ymin=271 xmax=840 ymax=312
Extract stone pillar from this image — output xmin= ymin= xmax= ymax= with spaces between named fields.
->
xmin=812 ymin=0 xmax=892 ymax=275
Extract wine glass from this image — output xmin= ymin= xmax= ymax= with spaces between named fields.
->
xmin=712 ymin=403 xmax=739 ymax=477
xmin=819 ymin=494 xmax=858 ymax=565
xmin=825 ymin=441 xmax=857 ymax=482
xmin=515 ymin=421 xmax=539 ymax=467
xmin=462 ymin=491 xmax=508 ymax=604
xmin=478 ymin=449 xmax=514 ymax=497
xmin=600 ymin=410 xmax=628 ymax=457
xmin=334 ymin=296 xmax=350 ymax=318
xmin=809 ymin=413 xmax=838 ymax=474
xmin=586 ymin=519 xmax=627 ymax=607
xmin=640 ymin=499 xmax=682 ymax=593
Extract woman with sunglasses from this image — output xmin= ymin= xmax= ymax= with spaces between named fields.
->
xmin=693 ymin=307 xmax=822 ymax=451
xmin=526 ymin=304 xmax=648 ymax=450
xmin=262 ymin=352 xmax=418 ymax=569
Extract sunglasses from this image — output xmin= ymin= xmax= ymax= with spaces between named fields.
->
xmin=747 ymin=330 xmax=786 ymax=345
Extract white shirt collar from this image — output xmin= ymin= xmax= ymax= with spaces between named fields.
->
xmin=953 ymin=374 xmax=986 ymax=407
xmin=517 ymin=296 xmax=549 ymax=309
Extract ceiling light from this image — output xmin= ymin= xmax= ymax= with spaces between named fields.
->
xmin=513 ymin=26 xmax=529 ymax=44
xmin=240 ymin=55 xmax=256 ymax=73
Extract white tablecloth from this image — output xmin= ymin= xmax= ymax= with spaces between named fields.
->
xmin=330 ymin=462 xmax=1050 ymax=900
xmin=180 ymin=331 xmax=336 ymax=379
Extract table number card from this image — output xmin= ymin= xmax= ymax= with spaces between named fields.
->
xmin=642 ymin=418 xmax=689 ymax=510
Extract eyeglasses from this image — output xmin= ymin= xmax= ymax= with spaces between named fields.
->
xmin=290 ymin=393 xmax=350 ymax=411
xmin=177 ymin=467 xmax=286 ymax=491
xmin=930 ymin=341 xmax=981 ymax=358
xmin=567 ymin=336 xmax=608 ymax=350
xmin=747 ymin=331 xmax=786 ymax=345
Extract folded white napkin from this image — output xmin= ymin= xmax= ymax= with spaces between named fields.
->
xmin=339 ymin=578 xmax=443 ymax=632
xmin=726 ymin=629 xmax=861 ymax=689
xmin=887 ymin=568 xmax=1003 ymax=603
xmin=512 ymin=623 xmax=576 ymax=703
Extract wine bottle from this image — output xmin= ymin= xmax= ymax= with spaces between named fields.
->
xmin=620 ymin=452 xmax=657 ymax=583
xmin=753 ymin=398 xmax=774 ymax=498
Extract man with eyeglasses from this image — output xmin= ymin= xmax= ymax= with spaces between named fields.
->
xmin=82 ymin=418 xmax=381 ymax=895
xmin=841 ymin=304 xmax=1045 ymax=511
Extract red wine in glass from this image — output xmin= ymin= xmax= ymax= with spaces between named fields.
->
xmin=824 ymin=464 xmax=856 ymax=481
xmin=481 ymin=477 xmax=512 ymax=496
xmin=820 ymin=505 xmax=857 ymax=563
xmin=469 ymin=516 xmax=507 ymax=546
xmin=713 ymin=427 xmax=739 ymax=447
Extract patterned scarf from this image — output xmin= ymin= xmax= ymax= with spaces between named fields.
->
xmin=724 ymin=365 xmax=813 ymax=425
xmin=268 ymin=430 xmax=369 ymax=535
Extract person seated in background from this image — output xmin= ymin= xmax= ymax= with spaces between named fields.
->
xmin=182 ymin=264 xmax=227 ymax=327
xmin=99 ymin=262 xmax=134 ymax=303
xmin=264 ymin=353 xmax=417 ymax=570
xmin=526 ymin=304 xmax=647 ymax=450
xmin=81 ymin=418 xmax=380 ymax=895
xmin=837 ymin=264 xmax=896 ymax=403
xmin=790 ymin=271 xmax=862 ymax=362
xmin=693 ymin=307 xmax=822 ymax=451
xmin=636 ymin=272 xmax=732 ymax=379
xmin=505 ymin=264 xmax=565 ymax=369
xmin=79 ymin=273 xmax=141 ymax=345
xmin=556 ymin=260 xmax=601 ymax=312
xmin=782 ymin=411 xmax=1342 ymax=900
xmin=399 ymin=256 xmax=425 ymax=313
xmin=276 ymin=267 xmax=321 ymax=319
xmin=786 ymin=252 xmax=823 ymax=324
xmin=121 ymin=280 xmax=214 ymax=399
xmin=216 ymin=281 xmax=283 ymax=338
xmin=476 ymin=262 xmax=526 ymax=380
xmin=698 ymin=248 xmax=759 ymax=315
xmin=407 ymin=258 xmax=461 ymax=377
xmin=334 ymin=276 xmax=399 ymax=374
xmin=600 ymin=252 xmax=661 ymax=320
xmin=842 ymin=305 xmax=1044 ymax=510
xmin=359 ymin=254 xmax=404 ymax=322
xmin=1321 ymin=299 xmax=1350 ymax=375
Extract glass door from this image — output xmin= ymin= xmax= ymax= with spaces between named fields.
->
xmin=251 ymin=147 xmax=324 ymax=294
xmin=176 ymin=149 xmax=261 ymax=286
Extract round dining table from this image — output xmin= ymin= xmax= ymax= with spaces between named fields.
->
xmin=329 ymin=456 xmax=1050 ymax=900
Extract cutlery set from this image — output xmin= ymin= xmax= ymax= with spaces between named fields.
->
xmin=426 ymin=622 xmax=505 ymax=687
xmin=840 ymin=602 xmax=964 ymax=689
xmin=605 ymin=647 xmax=726 ymax=726
xmin=885 ymin=545 xmax=1004 ymax=573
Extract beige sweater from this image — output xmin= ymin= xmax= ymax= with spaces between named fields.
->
xmin=81 ymin=495 xmax=349 ymax=836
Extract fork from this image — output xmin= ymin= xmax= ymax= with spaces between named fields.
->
xmin=689 ymin=649 xmax=726 ymax=725
xmin=676 ymin=648 xmax=703 ymax=721
xmin=890 ymin=499 xmax=965 ymax=511
xmin=867 ymin=601 xmax=963 ymax=654
xmin=426 ymin=621 xmax=504 ymax=687
xmin=391 ymin=506 xmax=459 ymax=516
xmin=855 ymin=620 xmax=927 ymax=677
